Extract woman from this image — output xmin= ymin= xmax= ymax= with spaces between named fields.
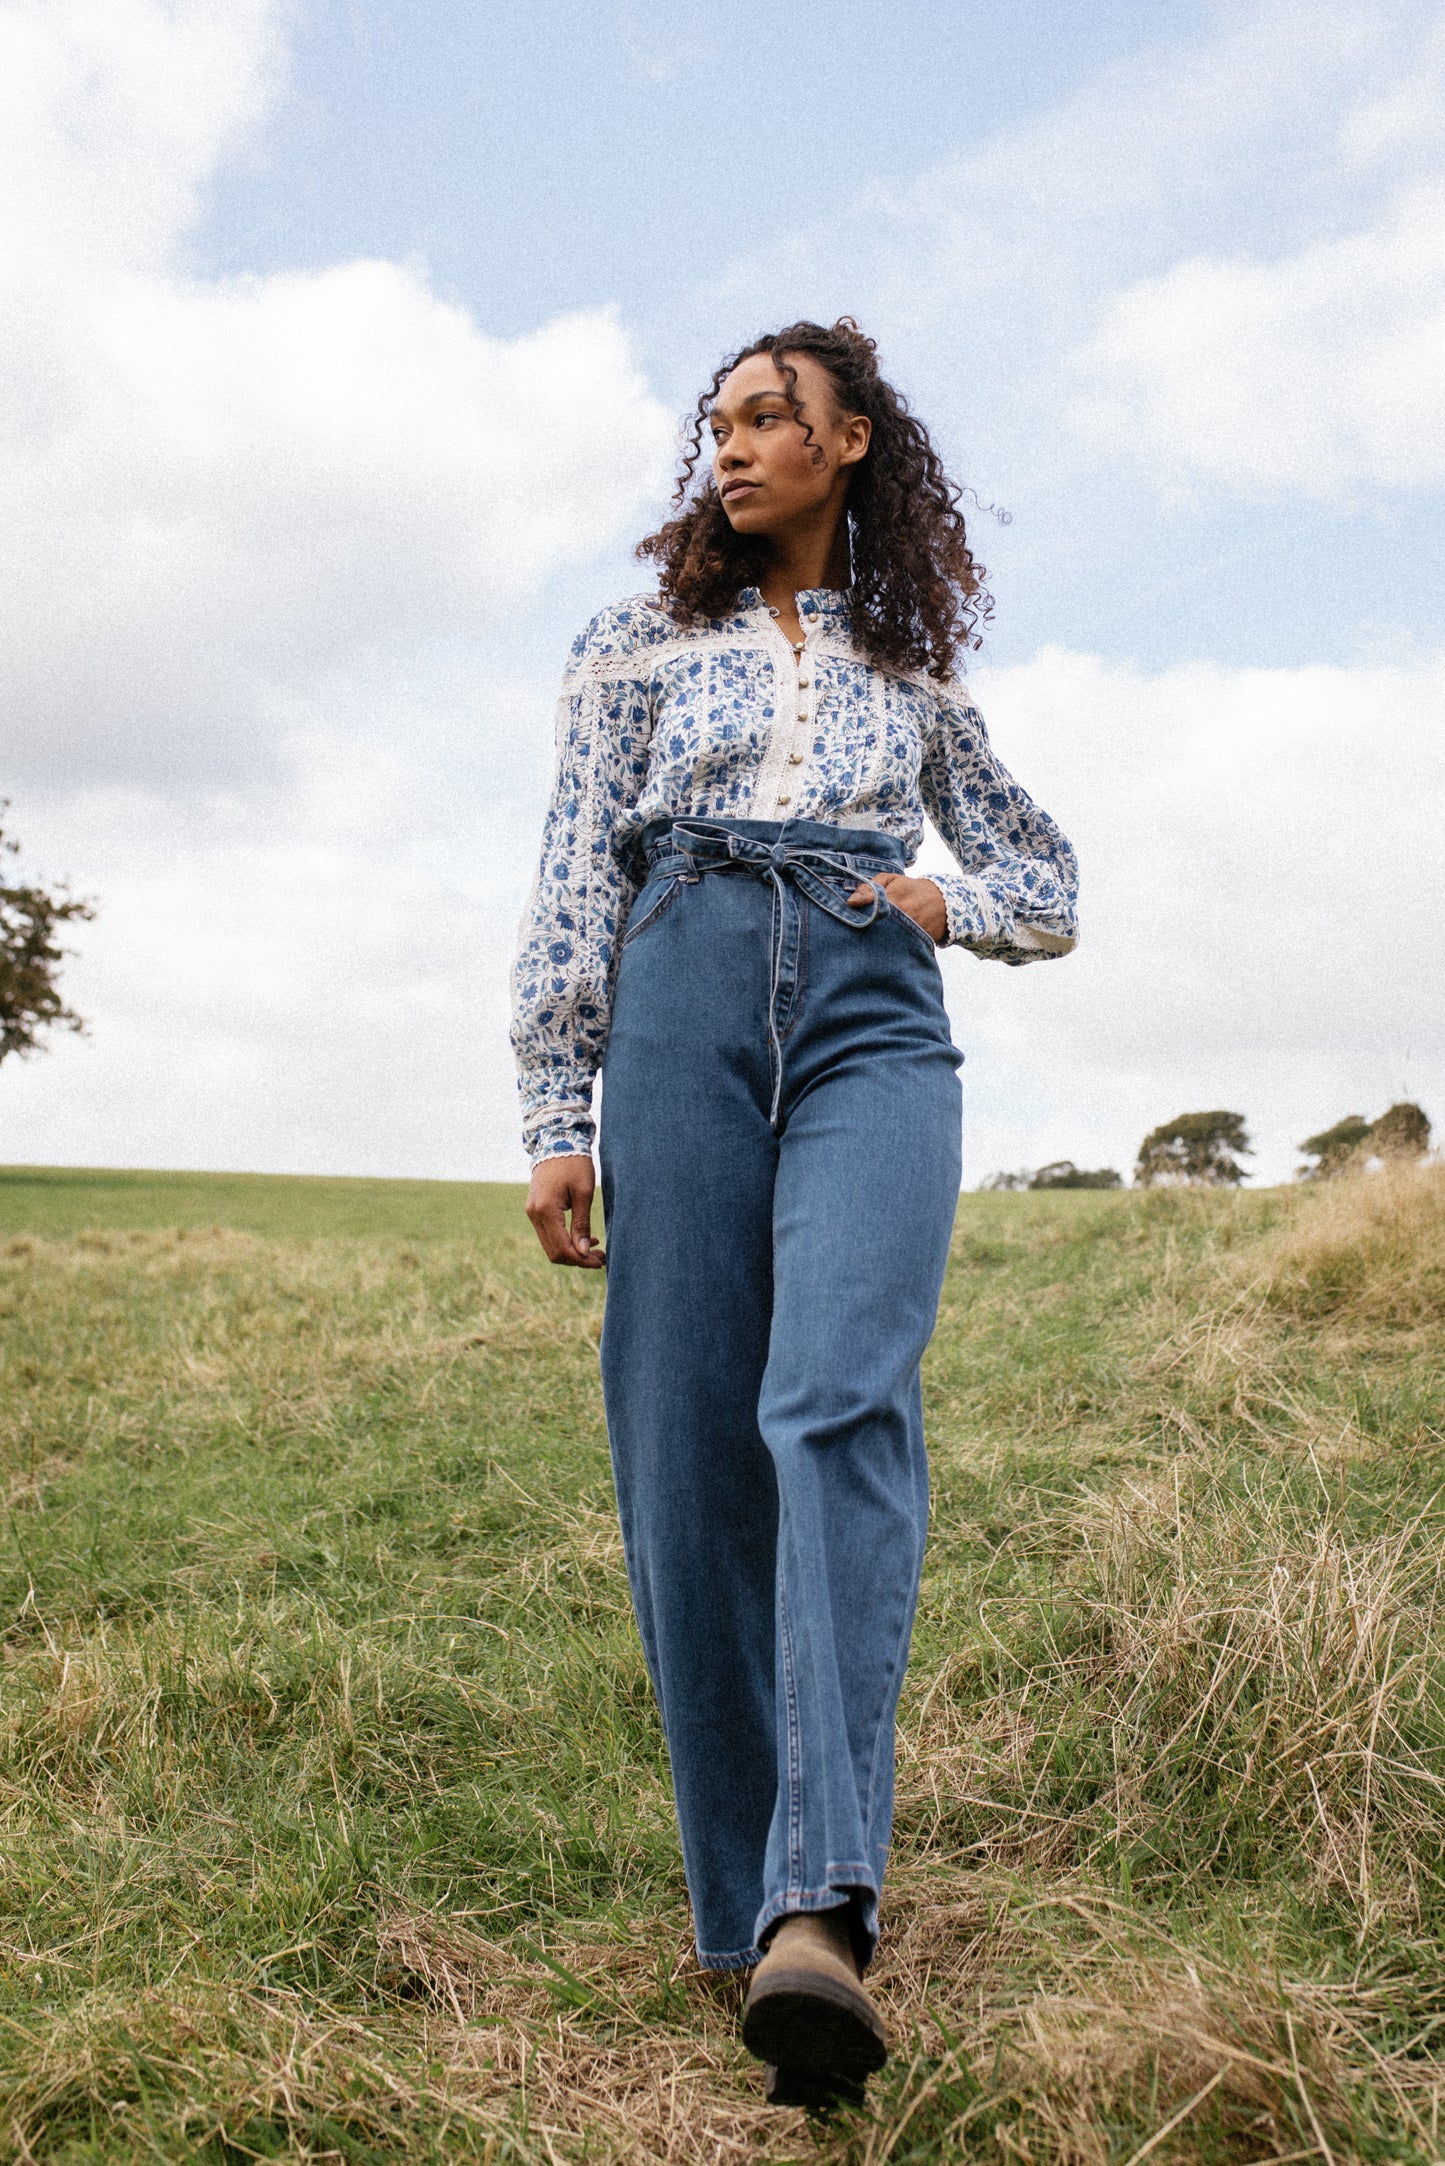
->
xmin=511 ymin=319 xmax=1076 ymax=2107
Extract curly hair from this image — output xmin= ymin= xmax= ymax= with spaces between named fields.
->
xmin=636 ymin=318 xmax=991 ymax=681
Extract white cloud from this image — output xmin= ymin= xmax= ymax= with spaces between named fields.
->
xmin=920 ymin=647 xmax=1445 ymax=1186
xmin=1341 ymin=12 xmax=1445 ymax=162
xmin=0 ymin=0 xmax=281 ymax=278
xmin=1069 ymin=180 xmax=1445 ymax=497
xmin=0 ymin=0 xmax=674 ymax=789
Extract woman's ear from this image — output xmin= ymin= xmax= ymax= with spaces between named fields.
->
xmin=838 ymin=413 xmax=871 ymax=469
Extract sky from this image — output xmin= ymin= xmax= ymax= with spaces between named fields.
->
xmin=2 ymin=0 xmax=1443 ymax=1188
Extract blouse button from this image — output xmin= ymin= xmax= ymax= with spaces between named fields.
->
xmin=777 ymin=794 xmax=791 ymax=805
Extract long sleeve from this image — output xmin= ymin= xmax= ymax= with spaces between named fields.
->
xmin=920 ymin=684 xmax=1078 ymax=965
xmin=510 ymin=610 xmax=655 ymax=1163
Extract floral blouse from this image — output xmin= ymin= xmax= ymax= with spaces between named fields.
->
xmin=511 ymin=586 xmax=1078 ymax=1164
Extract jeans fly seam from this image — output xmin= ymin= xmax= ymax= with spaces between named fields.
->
xmin=766 ymin=873 xmax=786 ymax=1129
xmin=775 ymin=889 xmax=809 ymax=1047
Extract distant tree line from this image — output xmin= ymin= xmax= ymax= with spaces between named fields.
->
xmin=981 ymin=1162 xmax=1122 ymax=1192
xmin=982 ymin=1101 xmax=1432 ymax=1193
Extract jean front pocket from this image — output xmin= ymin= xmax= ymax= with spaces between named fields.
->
xmin=620 ymin=874 xmax=684 ymax=949
xmin=885 ymin=893 xmax=941 ymax=959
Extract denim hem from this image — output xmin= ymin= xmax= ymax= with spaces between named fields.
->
xmin=695 ymin=1943 xmax=763 ymax=1972
xmin=755 ymin=1870 xmax=880 ymax=1965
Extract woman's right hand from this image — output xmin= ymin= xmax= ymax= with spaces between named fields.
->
xmin=526 ymin=1154 xmax=606 ymax=1268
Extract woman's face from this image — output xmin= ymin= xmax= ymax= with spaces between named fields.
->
xmin=709 ymin=351 xmax=869 ymax=538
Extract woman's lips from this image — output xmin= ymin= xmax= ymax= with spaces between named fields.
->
xmin=721 ymin=480 xmax=760 ymax=501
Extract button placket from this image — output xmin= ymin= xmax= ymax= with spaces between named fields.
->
xmin=756 ymin=602 xmax=820 ymax=816
xmin=782 ymin=617 xmax=816 ymax=810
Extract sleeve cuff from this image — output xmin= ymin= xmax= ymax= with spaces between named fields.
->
xmin=523 ymin=1110 xmax=596 ymax=1166
xmin=930 ymin=871 xmax=1077 ymax=963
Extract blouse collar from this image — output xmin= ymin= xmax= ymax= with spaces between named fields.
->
xmin=738 ymin=586 xmax=851 ymax=628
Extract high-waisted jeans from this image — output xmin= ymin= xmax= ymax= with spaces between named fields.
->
xmin=598 ymin=817 xmax=963 ymax=1969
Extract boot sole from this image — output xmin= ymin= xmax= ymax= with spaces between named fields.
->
xmin=764 ymin=2062 xmax=867 ymax=2112
xmin=742 ymin=1968 xmax=888 ymax=2078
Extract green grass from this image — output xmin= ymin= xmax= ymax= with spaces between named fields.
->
xmin=1 ymin=1160 xmax=1443 ymax=2162
xmin=0 ymin=1163 xmax=521 ymax=1242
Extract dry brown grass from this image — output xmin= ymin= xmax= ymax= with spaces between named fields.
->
xmin=1250 ymin=1162 xmax=1445 ymax=1332
xmin=9 ymin=1892 xmax=1442 ymax=2166
xmin=897 ymin=1469 xmax=1445 ymax=1918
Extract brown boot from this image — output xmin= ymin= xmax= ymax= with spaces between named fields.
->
xmin=742 ymin=1911 xmax=887 ymax=2091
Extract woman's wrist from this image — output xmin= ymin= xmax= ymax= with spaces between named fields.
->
xmin=525 ymin=1117 xmax=596 ymax=1167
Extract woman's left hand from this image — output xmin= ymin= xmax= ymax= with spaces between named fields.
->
xmin=847 ymin=872 xmax=947 ymax=945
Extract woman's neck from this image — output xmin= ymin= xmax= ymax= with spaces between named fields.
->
xmin=756 ymin=517 xmax=849 ymax=644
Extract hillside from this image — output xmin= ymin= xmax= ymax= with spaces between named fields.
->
xmin=1 ymin=1162 xmax=1442 ymax=2163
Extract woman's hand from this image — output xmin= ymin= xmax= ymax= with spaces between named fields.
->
xmin=847 ymin=872 xmax=947 ymax=945
xmin=526 ymin=1154 xmax=606 ymax=1267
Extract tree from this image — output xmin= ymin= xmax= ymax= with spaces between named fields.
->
xmin=1135 ymin=1110 xmax=1251 ymax=1187
xmin=0 ymin=810 xmax=96 ymax=1068
xmin=1029 ymin=1161 xmax=1122 ymax=1190
xmin=1368 ymin=1101 xmax=1431 ymax=1160
xmin=978 ymin=1169 xmax=1031 ymax=1191
xmin=1297 ymin=1115 xmax=1371 ymax=1179
xmin=1298 ymin=1103 xmax=1431 ymax=1178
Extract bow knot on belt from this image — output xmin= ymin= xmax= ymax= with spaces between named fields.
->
xmin=648 ymin=821 xmax=884 ymax=927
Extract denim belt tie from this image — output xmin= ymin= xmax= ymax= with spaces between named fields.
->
xmin=645 ymin=821 xmax=888 ymax=1127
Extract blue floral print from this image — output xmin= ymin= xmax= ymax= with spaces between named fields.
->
xmin=511 ymin=587 xmax=1078 ymax=1164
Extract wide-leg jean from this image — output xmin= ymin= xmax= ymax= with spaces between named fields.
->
xmin=598 ymin=817 xmax=962 ymax=1970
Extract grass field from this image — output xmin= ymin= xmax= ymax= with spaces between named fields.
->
xmin=1 ymin=1159 xmax=1443 ymax=2163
